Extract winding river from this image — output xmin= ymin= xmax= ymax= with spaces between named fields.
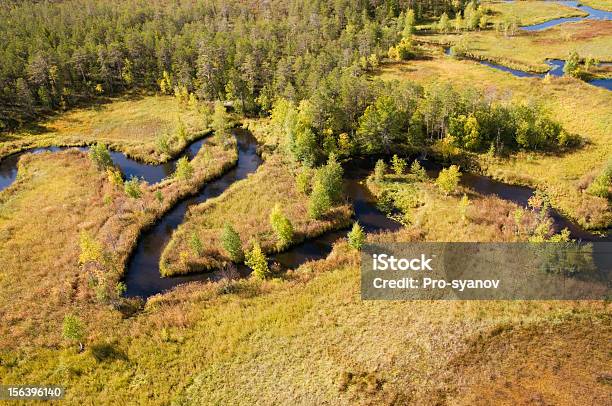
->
xmin=445 ymin=48 xmax=612 ymax=90
xmin=0 ymin=130 xmax=608 ymax=298
xmin=521 ymin=1 xmax=612 ymax=31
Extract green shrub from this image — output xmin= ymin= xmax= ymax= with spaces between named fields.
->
xmin=270 ymin=204 xmax=294 ymax=249
xmin=62 ymin=315 xmax=85 ymax=352
xmin=245 ymin=241 xmax=270 ymax=279
xmin=391 ymin=154 xmax=406 ymax=175
xmin=89 ymin=142 xmax=113 ymax=170
xmin=410 ymin=160 xmax=427 ymax=181
xmin=189 ymin=232 xmax=203 ymax=256
xmin=174 ymin=156 xmax=194 ymax=180
xmin=347 ymin=222 xmax=366 ymax=250
xmin=308 ymin=181 xmax=332 ymax=219
xmin=124 ymin=176 xmax=142 ymax=199
xmin=586 ymin=160 xmax=612 ymax=199
xmin=374 ymin=159 xmax=386 ymax=182
xmin=313 ymin=154 xmax=344 ymax=203
xmin=296 ymin=167 xmax=313 ymax=194
xmin=221 ymin=223 xmax=243 ymax=262
xmin=436 ymin=165 xmax=461 ymax=195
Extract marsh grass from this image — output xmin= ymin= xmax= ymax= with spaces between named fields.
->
xmin=366 ymin=172 xmax=546 ymax=242
xmin=485 ymin=0 xmax=588 ymax=26
xmin=378 ymin=57 xmax=611 ymax=229
xmin=0 ymin=158 xmax=607 ymax=404
xmin=160 ymin=155 xmax=353 ymax=276
xmin=421 ymin=20 xmax=612 ymax=73
xmin=575 ymin=0 xmax=612 ymax=11
xmin=0 ymin=95 xmax=210 ymax=163
xmin=0 ymin=136 xmax=237 ymax=349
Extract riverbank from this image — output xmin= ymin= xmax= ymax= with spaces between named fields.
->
xmin=0 ymin=95 xmax=209 ymax=163
xmin=378 ymin=58 xmax=611 ymax=230
xmin=0 ymin=135 xmax=238 ymax=349
xmin=417 ymin=19 xmax=612 ymax=74
xmin=160 ymin=153 xmax=353 ymax=276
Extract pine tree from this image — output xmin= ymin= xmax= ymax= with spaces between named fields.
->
xmin=270 ymin=204 xmax=294 ymax=249
xmin=221 ymin=223 xmax=243 ymax=262
xmin=347 ymin=222 xmax=366 ymax=250
xmin=403 ymin=9 xmax=416 ymax=38
xmin=391 ymin=154 xmax=407 ymax=175
xmin=308 ymin=180 xmax=332 ymax=219
xmin=212 ymin=101 xmax=231 ymax=143
xmin=62 ymin=315 xmax=86 ymax=352
xmin=245 ymin=241 xmax=270 ymax=279
xmin=313 ymin=154 xmax=344 ymax=203
xmin=374 ymin=159 xmax=387 ymax=182
xmin=410 ymin=160 xmax=427 ymax=181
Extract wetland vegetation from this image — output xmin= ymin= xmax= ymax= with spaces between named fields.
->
xmin=0 ymin=0 xmax=610 ymax=404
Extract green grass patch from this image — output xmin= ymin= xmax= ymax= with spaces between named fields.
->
xmin=580 ymin=0 xmax=612 ymax=11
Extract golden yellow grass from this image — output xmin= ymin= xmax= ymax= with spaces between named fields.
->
xmin=366 ymin=174 xmax=543 ymax=242
xmin=378 ymin=58 xmax=611 ymax=229
xmin=160 ymin=155 xmax=353 ymax=275
xmin=0 ymin=136 xmax=237 ymax=349
xmin=1 ymin=251 xmax=606 ymax=405
xmin=0 ymin=95 xmax=209 ymax=163
xmin=484 ymin=0 xmax=588 ymax=26
xmin=581 ymin=0 xmax=612 ymax=11
xmin=420 ymin=20 xmax=612 ymax=72
xmin=0 ymin=152 xmax=607 ymax=404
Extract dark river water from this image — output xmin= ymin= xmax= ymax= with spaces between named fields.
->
xmin=0 ymin=130 xmax=608 ymax=298
xmin=0 ymin=138 xmax=206 ymax=191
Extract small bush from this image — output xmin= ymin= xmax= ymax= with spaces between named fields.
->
xmin=410 ymin=160 xmax=427 ymax=181
xmin=245 ymin=241 xmax=270 ymax=279
xmin=89 ymin=143 xmax=113 ymax=170
xmin=391 ymin=154 xmax=406 ymax=175
xmin=436 ymin=165 xmax=461 ymax=195
xmin=221 ymin=223 xmax=243 ymax=262
xmin=308 ymin=180 xmax=332 ymax=219
xmin=374 ymin=159 xmax=386 ymax=182
xmin=347 ymin=222 xmax=366 ymax=250
xmin=62 ymin=315 xmax=85 ymax=352
xmin=586 ymin=160 xmax=612 ymax=199
xmin=270 ymin=204 xmax=294 ymax=249
xmin=124 ymin=177 xmax=142 ymax=199
xmin=296 ymin=167 xmax=313 ymax=194
xmin=106 ymin=168 xmax=123 ymax=188
xmin=189 ymin=232 xmax=203 ymax=256
xmin=174 ymin=156 xmax=194 ymax=180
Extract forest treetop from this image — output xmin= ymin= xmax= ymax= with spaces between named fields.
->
xmin=0 ymin=0 xmax=471 ymax=129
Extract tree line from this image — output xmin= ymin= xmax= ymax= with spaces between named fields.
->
xmin=269 ymin=74 xmax=579 ymax=168
xmin=0 ymin=0 xmax=471 ymax=130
